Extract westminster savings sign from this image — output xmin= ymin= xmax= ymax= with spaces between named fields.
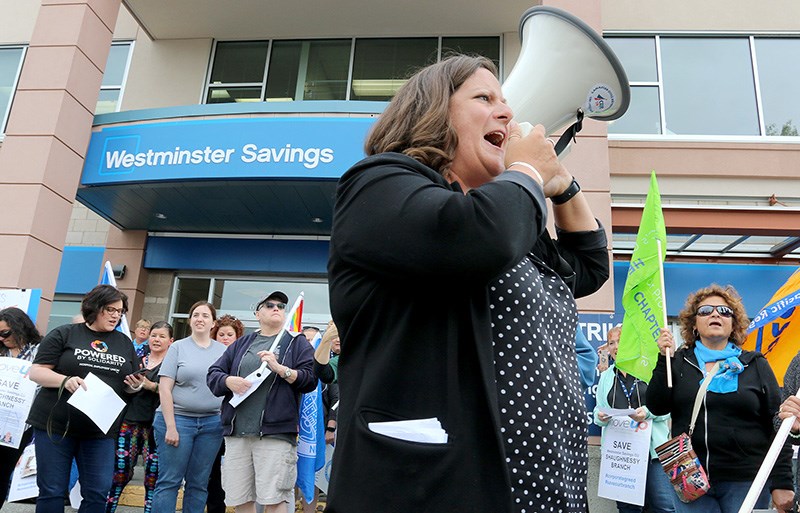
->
xmin=81 ymin=117 xmax=376 ymax=185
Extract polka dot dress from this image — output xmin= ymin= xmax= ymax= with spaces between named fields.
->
xmin=489 ymin=255 xmax=588 ymax=512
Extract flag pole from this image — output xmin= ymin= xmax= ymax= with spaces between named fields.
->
xmin=737 ymin=387 xmax=800 ymax=513
xmin=656 ymin=240 xmax=672 ymax=388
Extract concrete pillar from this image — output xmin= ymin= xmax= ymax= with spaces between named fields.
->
xmin=103 ymin=227 xmax=149 ymax=330
xmin=0 ymin=0 xmax=122 ymax=329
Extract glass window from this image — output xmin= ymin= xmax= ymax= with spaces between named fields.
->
xmin=608 ymin=85 xmax=661 ymax=134
xmin=265 ymin=40 xmax=350 ymax=101
xmin=351 ymin=38 xmax=438 ymax=101
xmin=442 ymin=37 xmax=500 ymax=69
xmin=755 ymin=38 xmax=800 ymax=136
xmin=47 ymin=298 xmax=83 ymax=333
xmin=605 ymin=37 xmax=658 ymax=83
xmin=210 ymin=41 xmax=269 ymax=84
xmin=207 ymin=37 xmax=501 ymax=104
xmin=0 ymin=46 xmax=24 ymax=133
xmin=660 ymin=37 xmax=759 ymax=135
xmin=95 ymin=42 xmax=131 ymax=114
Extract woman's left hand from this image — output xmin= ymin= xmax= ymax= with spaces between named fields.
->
xmin=778 ymin=396 xmax=800 ymax=434
xmin=629 ymin=407 xmax=647 ymax=423
xmin=124 ymin=373 xmax=145 ymax=390
xmin=771 ymin=488 xmax=793 ymax=513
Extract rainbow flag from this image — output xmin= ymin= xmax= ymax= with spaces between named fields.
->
xmin=743 ymin=268 xmax=800 ymax=386
xmin=284 ymin=292 xmax=304 ymax=336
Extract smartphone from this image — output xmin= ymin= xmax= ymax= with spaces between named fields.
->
xmin=130 ymin=367 xmax=149 ymax=376
xmin=598 ymin=348 xmax=610 ymax=370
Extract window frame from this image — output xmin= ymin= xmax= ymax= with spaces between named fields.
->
xmin=0 ymin=44 xmax=27 ymax=140
xmin=201 ymin=35 xmax=503 ymax=105
xmin=604 ymin=31 xmax=800 ymax=143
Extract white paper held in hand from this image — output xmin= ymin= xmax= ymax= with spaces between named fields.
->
xmin=66 ymin=372 xmax=126 ymax=434
xmin=368 ymin=417 xmax=448 ymax=444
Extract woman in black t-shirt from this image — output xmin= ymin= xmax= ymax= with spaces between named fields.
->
xmin=28 ymin=285 xmax=140 ymax=513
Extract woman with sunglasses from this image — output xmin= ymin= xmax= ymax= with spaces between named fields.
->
xmin=0 ymin=307 xmax=42 ymax=509
xmin=28 ymin=285 xmax=140 ymax=513
xmin=646 ymin=284 xmax=793 ymax=513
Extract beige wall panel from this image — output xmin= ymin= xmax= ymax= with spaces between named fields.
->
xmin=0 ymin=1 xmax=39 ymax=43
xmin=121 ymin=38 xmax=212 ymax=110
xmin=0 ymin=136 xmax=83 ymax=199
xmin=0 ymin=185 xmax=73 ymax=247
xmin=113 ymin=5 xmax=140 ymax=39
xmin=5 ymin=90 xmax=93 ymax=156
xmin=0 ymin=234 xmax=61 ymax=293
xmin=612 ymin=175 xmax=800 ymax=203
xmin=30 ymin=3 xmax=114 ymax=71
xmin=39 ymin=0 xmax=123 ymax=33
xmin=602 ymin=0 xmax=800 ymax=31
xmin=561 ymin=136 xmax=613 ymax=191
xmin=610 ymin=142 xmax=800 ymax=180
xmin=17 ymin=46 xmax=103 ymax=113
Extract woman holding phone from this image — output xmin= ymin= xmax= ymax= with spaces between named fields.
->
xmin=106 ymin=321 xmax=174 ymax=513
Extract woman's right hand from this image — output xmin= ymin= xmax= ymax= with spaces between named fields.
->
xmin=165 ymin=426 xmax=180 ymax=447
xmin=597 ymin=412 xmax=611 ymax=423
xmin=63 ymin=376 xmax=86 ymax=393
xmin=226 ymin=376 xmax=251 ymax=395
xmin=779 ymin=396 xmax=800 ymax=434
xmin=656 ymin=328 xmax=675 ymax=356
xmin=505 ymin=123 xmax=565 ymax=186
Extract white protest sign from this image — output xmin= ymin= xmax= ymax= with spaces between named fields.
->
xmin=7 ymin=443 xmax=37 ymax=502
xmin=0 ymin=357 xmax=38 ymax=449
xmin=598 ymin=416 xmax=653 ymax=506
xmin=315 ymin=443 xmax=335 ymax=494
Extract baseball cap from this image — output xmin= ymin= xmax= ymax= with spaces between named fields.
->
xmin=255 ymin=291 xmax=289 ymax=311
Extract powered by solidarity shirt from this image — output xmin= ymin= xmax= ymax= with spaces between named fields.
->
xmin=27 ymin=323 xmax=138 ymax=438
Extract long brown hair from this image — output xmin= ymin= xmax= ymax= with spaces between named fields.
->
xmin=678 ymin=284 xmax=749 ymax=349
xmin=365 ymin=54 xmax=498 ymax=176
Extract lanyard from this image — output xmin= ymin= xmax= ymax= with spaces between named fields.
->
xmin=616 ymin=371 xmax=640 ymax=408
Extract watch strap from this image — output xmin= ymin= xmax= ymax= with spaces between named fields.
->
xmin=551 ymin=178 xmax=581 ymax=205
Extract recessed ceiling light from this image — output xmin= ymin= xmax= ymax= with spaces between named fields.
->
xmin=154 ymin=213 xmax=167 ymax=219
xmin=311 ymin=217 xmax=323 ymax=223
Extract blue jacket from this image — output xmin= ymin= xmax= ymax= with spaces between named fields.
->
xmin=207 ymin=330 xmax=316 ymax=437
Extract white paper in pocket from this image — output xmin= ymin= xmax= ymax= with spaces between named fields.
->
xmin=367 ymin=417 xmax=448 ymax=444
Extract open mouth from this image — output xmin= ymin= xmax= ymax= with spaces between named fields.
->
xmin=484 ymin=131 xmax=505 ymax=148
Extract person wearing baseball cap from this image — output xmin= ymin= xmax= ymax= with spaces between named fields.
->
xmin=207 ymin=290 xmax=315 ymax=513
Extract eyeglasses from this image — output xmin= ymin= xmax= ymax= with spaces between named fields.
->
xmin=696 ymin=305 xmax=734 ymax=318
xmin=0 ymin=329 xmax=12 ymax=339
xmin=103 ymin=306 xmax=126 ymax=316
xmin=262 ymin=302 xmax=286 ymax=310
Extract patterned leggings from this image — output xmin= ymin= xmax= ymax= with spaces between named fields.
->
xmin=105 ymin=421 xmax=158 ymax=513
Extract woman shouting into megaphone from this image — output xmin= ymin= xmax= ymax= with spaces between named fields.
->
xmin=326 ymin=54 xmax=609 ymax=513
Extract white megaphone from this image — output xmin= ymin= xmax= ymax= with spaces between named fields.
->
xmin=502 ymin=6 xmax=630 ymax=155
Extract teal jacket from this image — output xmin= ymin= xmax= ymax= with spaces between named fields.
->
xmin=593 ymin=364 xmax=671 ymax=459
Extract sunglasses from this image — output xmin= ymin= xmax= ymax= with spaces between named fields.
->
xmin=696 ymin=305 xmax=734 ymax=318
xmin=262 ymin=302 xmax=286 ymax=310
xmin=0 ymin=329 xmax=12 ymax=339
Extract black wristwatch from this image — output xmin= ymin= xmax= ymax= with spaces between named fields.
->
xmin=325 ymin=426 xmax=336 ymax=432
xmin=551 ymin=178 xmax=581 ymax=205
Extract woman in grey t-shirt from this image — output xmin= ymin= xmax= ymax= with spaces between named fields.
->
xmin=152 ymin=301 xmax=226 ymax=513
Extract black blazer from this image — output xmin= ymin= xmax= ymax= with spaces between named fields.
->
xmin=326 ymin=153 xmax=607 ymax=512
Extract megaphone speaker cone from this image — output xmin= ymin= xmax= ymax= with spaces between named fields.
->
xmin=502 ymin=6 xmax=630 ymax=139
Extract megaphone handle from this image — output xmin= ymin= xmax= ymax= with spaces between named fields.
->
xmin=554 ymin=109 xmax=584 ymax=156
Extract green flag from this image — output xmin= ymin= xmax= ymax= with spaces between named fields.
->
xmin=615 ymin=171 xmax=667 ymax=382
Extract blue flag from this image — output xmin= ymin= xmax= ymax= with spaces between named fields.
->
xmin=296 ymin=332 xmax=325 ymax=503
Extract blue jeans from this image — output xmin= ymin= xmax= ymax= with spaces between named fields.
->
xmin=617 ymin=458 xmax=677 ymax=513
xmin=674 ymin=480 xmax=769 ymax=513
xmin=33 ymin=428 xmax=115 ymax=513
xmin=152 ymin=412 xmax=223 ymax=513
